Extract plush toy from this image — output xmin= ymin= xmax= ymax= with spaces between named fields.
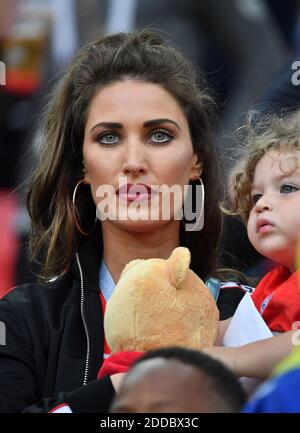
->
xmin=98 ymin=247 xmax=219 ymax=378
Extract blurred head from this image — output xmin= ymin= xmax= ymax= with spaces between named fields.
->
xmin=229 ymin=116 xmax=300 ymax=271
xmin=0 ymin=0 xmax=17 ymax=38
xmin=110 ymin=347 xmax=246 ymax=413
xmin=27 ymin=31 xmax=223 ymax=280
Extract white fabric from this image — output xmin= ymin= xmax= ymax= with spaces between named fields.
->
xmin=223 ymin=292 xmax=273 ymax=395
xmin=223 ymin=292 xmax=273 ymax=347
xmin=50 ymin=404 xmax=73 ymax=413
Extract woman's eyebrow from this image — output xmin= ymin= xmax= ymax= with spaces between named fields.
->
xmin=90 ymin=119 xmax=181 ymax=133
xmin=90 ymin=122 xmax=122 ymax=132
xmin=143 ymin=118 xmax=180 ymax=130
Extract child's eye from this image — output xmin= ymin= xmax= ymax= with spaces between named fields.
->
xmin=97 ymin=131 xmax=120 ymax=145
xmin=280 ymin=184 xmax=299 ymax=194
xmin=251 ymin=194 xmax=262 ymax=205
xmin=149 ymin=129 xmax=174 ymax=144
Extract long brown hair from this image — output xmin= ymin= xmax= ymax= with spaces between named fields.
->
xmin=27 ymin=30 xmax=223 ymax=281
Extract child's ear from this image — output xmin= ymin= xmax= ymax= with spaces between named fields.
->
xmin=190 ymin=154 xmax=203 ymax=181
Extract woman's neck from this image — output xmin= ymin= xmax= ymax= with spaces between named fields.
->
xmin=101 ymin=222 xmax=180 ymax=283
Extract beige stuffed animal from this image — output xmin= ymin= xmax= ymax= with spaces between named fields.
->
xmin=104 ymin=247 xmax=219 ymax=354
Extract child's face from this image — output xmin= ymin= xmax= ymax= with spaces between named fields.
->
xmin=247 ymin=149 xmax=300 ymax=271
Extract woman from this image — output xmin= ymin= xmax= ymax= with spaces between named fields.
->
xmin=0 ymin=31 xmax=225 ymax=413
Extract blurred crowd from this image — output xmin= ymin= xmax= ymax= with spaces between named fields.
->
xmin=1 ymin=0 xmax=300 ymax=414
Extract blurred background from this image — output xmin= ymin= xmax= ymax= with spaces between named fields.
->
xmin=1 ymin=0 xmax=300 ymax=296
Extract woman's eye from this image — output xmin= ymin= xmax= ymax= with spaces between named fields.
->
xmin=97 ymin=131 xmax=120 ymax=145
xmin=251 ymin=194 xmax=262 ymax=205
xmin=150 ymin=129 xmax=174 ymax=144
xmin=280 ymin=184 xmax=299 ymax=194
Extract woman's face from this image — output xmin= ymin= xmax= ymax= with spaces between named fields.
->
xmin=82 ymin=79 xmax=200 ymax=232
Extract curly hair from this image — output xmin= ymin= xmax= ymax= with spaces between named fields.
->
xmin=228 ymin=113 xmax=300 ymax=224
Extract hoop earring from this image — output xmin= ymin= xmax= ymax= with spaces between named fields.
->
xmin=72 ymin=179 xmax=97 ymax=236
xmin=184 ymin=177 xmax=205 ymax=232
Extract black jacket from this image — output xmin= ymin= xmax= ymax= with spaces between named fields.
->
xmin=0 ymin=228 xmax=246 ymax=413
xmin=0 ymin=229 xmax=115 ymax=413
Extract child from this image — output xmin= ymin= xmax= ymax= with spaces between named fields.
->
xmin=231 ymin=115 xmax=300 ymax=333
xmin=204 ymin=116 xmax=300 ymax=379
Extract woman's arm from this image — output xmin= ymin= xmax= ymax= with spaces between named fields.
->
xmin=0 ymin=299 xmax=41 ymax=412
xmin=0 ymin=295 xmax=116 ymax=413
xmin=203 ymin=330 xmax=297 ymax=379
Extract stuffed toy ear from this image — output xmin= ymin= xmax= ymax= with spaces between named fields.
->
xmin=167 ymin=247 xmax=191 ymax=289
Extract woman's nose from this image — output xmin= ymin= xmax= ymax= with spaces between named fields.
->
xmin=122 ymin=140 xmax=147 ymax=177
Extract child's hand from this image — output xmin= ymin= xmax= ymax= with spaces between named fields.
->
xmin=202 ymin=346 xmax=239 ymax=377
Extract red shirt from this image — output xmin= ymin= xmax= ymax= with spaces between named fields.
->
xmin=251 ymin=266 xmax=300 ymax=332
xmin=99 ymin=291 xmax=111 ymax=358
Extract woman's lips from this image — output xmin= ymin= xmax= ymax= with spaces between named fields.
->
xmin=116 ymin=183 xmax=156 ymax=202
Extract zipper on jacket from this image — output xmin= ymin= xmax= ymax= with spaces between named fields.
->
xmin=76 ymin=253 xmax=91 ymax=386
